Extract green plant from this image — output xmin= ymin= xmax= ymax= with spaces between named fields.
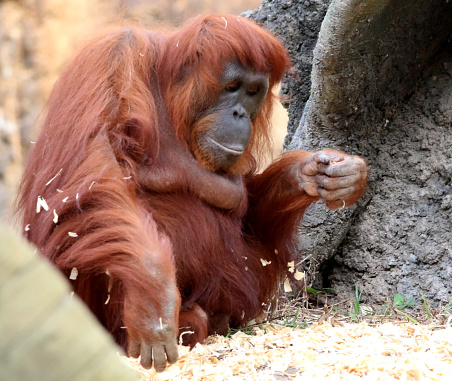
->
xmin=349 ymin=312 xmax=359 ymax=323
xmin=283 ymin=307 xmax=300 ymax=327
xmin=305 ymin=287 xmax=321 ymax=295
xmin=397 ymin=309 xmax=421 ymax=325
xmin=352 ymin=283 xmax=363 ymax=315
xmin=349 ymin=283 xmax=363 ymax=322
xmin=225 ymin=326 xmax=256 ymax=338
xmin=277 ymin=308 xmax=308 ymax=329
xmin=421 ymin=292 xmax=431 ymax=319
xmin=393 ymin=294 xmax=415 ymax=310
xmin=389 ymin=294 xmax=420 ymax=324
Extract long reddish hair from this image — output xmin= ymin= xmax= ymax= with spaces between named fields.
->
xmin=13 ymin=15 xmax=293 ymax=353
xmin=160 ymin=15 xmax=291 ymax=173
xmin=16 ymin=26 xmax=161 ymax=231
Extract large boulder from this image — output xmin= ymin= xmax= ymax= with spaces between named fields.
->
xmin=251 ymin=0 xmax=452 ymax=304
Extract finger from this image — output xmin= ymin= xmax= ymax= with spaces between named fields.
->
xmin=318 ymin=186 xmax=355 ymax=201
xmin=127 ymin=337 xmax=141 ymax=359
xmin=165 ymin=342 xmax=179 ymax=364
xmin=152 ymin=345 xmax=167 ymax=373
xmin=140 ymin=343 xmax=153 ymax=369
xmin=318 ymin=160 xmax=363 ymax=177
xmin=301 ymin=156 xmax=321 ymax=176
xmin=316 ymin=174 xmax=359 ymax=190
xmin=314 ymin=150 xmax=345 ymax=164
xmin=299 ymin=174 xmax=319 ymax=196
xmin=312 ymin=151 xmax=331 ymax=165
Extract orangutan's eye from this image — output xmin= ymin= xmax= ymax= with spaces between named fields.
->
xmin=225 ymin=80 xmax=241 ymax=92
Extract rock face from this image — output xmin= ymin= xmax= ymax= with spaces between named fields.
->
xmin=251 ymin=0 xmax=452 ymax=304
xmin=330 ymin=54 xmax=452 ymax=303
xmin=245 ymin=0 xmax=332 ymax=141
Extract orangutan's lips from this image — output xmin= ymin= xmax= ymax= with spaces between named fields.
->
xmin=207 ymin=138 xmax=244 ymax=155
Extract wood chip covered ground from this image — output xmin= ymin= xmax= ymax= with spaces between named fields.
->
xmin=124 ymin=320 xmax=452 ymax=380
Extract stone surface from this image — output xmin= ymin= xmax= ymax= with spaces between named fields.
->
xmin=245 ymin=0 xmax=332 ymax=142
xmin=328 ymin=54 xmax=452 ymax=304
xmin=253 ymin=0 xmax=452 ymax=304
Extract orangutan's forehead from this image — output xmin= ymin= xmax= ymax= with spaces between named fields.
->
xmin=222 ymin=62 xmax=270 ymax=86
